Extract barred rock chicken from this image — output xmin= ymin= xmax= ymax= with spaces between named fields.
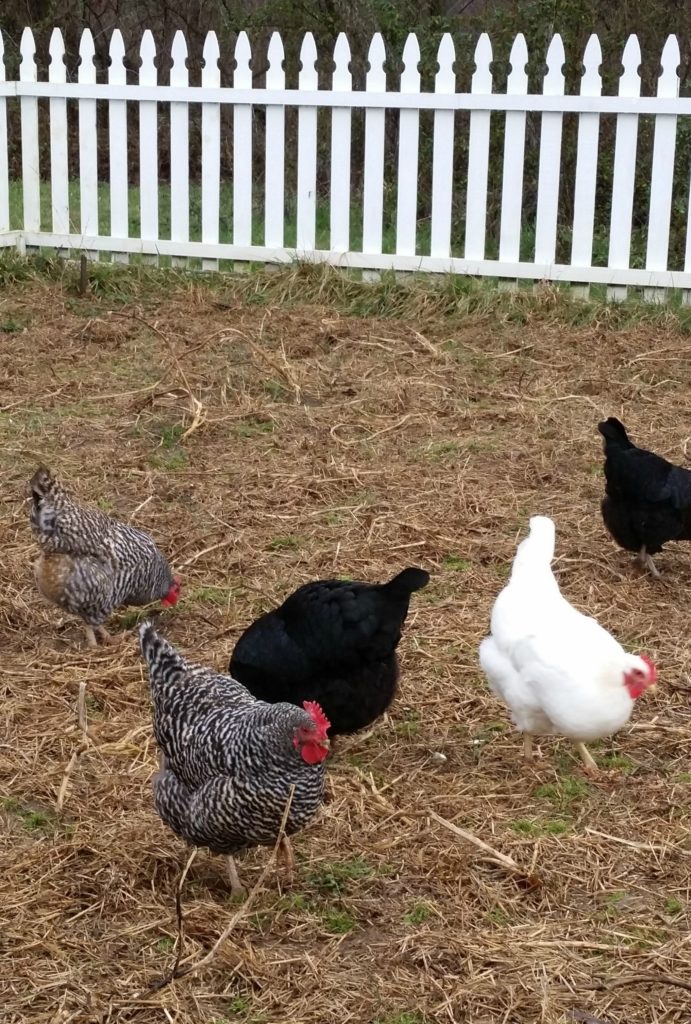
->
xmin=229 ymin=567 xmax=430 ymax=738
xmin=598 ymin=417 xmax=691 ymax=577
xmin=479 ymin=516 xmax=657 ymax=775
xmin=30 ymin=467 xmax=181 ymax=648
xmin=139 ymin=622 xmax=330 ymax=896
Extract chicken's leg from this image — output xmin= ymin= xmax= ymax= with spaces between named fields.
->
xmin=84 ymin=625 xmax=99 ymax=649
xmin=522 ymin=733 xmax=534 ymax=761
xmin=636 ymin=546 xmax=661 ymax=579
xmin=226 ymin=855 xmax=247 ymax=899
xmin=574 ymin=741 xmax=599 ymax=776
xmin=278 ymin=835 xmax=295 ymax=887
xmin=96 ymin=625 xmax=117 ymax=644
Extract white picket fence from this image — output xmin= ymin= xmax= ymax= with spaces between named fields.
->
xmin=0 ymin=26 xmax=690 ymax=298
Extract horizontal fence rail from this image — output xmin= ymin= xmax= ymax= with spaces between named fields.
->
xmin=0 ymin=26 xmax=690 ymax=301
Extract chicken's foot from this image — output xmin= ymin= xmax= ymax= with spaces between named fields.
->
xmin=84 ymin=625 xmax=99 ymax=649
xmin=84 ymin=624 xmax=117 ymax=648
xmin=226 ymin=855 xmax=247 ymax=899
xmin=636 ymin=546 xmax=661 ymax=579
xmin=574 ymin=741 xmax=599 ymax=776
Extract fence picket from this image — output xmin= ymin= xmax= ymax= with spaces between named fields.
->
xmin=0 ymin=34 xmax=8 ymax=237
xmin=20 ymin=28 xmax=40 ymax=239
xmin=78 ymin=29 xmax=98 ymax=257
xmin=48 ymin=29 xmax=69 ymax=236
xmin=330 ymin=34 xmax=352 ymax=252
xmin=465 ymin=34 xmax=492 ymax=261
xmin=201 ymin=32 xmax=221 ymax=272
xmin=297 ymin=33 xmax=318 ymax=252
xmin=645 ymin=35 xmax=679 ymax=303
xmin=170 ymin=31 xmax=189 ymax=268
xmin=108 ymin=31 xmax=129 ymax=263
xmin=363 ymin=33 xmax=387 ymax=281
xmin=570 ymin=35 xmax=602 ymax=299
xmin=430 ymin=34 xmax=455 ymax=259
xmin=233 ymin=32 xmax=253 ymax=270
xmin=607 ymin=35 xmax=641 ymax=301
xmin=498 ymin=34 xmax=528 ymax=287
xmin=139 ymin=30 xmax=158 ymax=264
xmin=534 ymin=35 xmax=564 ymax=268
xmin=265 ymin=33 xmax=285 ymax=249
xmin=396 ymin=34 xmax=420 ymax=259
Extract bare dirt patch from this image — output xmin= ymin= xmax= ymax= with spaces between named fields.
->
xmin=1 ymin=268 xmax=691 ymax=1023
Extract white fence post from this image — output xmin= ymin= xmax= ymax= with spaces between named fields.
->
xmin=265 ymin=32 xmax=285 ymax=251
xmin=109 ymin=30 xmax=129 ymax=263
xmin=430 ymin=34 xmax=455 ymax=260
xmin=330 ymin=33 xmax=352 ymax=254
xmin=170 ymin=30 xmax=190 ymax=268
xmin=396 ymin=33 xmax=420 ymax=260
xmin=0 ymin=33 xmax=8 ymax=238
xmin=20 ymin=28 xmax=40 ymax=243
xmin=465 ymin=33 xmax=492 ymax=261
xmin=139 ymin=30 xmax=159 ymax=264
xmin=233 ymin=32 xmax=253 ymax=271
xmin=201 ymin=31 xmax=221 ymax=273
xmin=48 ymin=29 xmax=69 ymax=237
xmin=499 ymin=34 xmax=528 ymax=288
xmin=645 ymin=35 xmax=679 ymax=304
xmin=78 ymin=29 xmax=98 ymax=258
xmin=571 ymin=34 xmax=602 ymax=300
xmin=297 ymin=32 xmax=318 ymax=253
xmin=607 ymin=34 xmax=641 ymax=302
xmin=534 ymin=35 xmax=565 ymax=271
xmin=362 ymin=32 xmax=387 ymax=281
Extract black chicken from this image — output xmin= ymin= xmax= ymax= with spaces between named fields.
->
xmin=598 ymin=416 xmax=691 ymax=576
xmin=229 ymin=567 xmax=430 ymax=737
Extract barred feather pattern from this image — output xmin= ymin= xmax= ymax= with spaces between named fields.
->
xmin=30 ymin=467 xmax=174 ymax=625
xmin=139 ymin=623 xmax=327 ymax=856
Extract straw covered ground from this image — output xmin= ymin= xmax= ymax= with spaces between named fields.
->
xmin=2 ymin=262 xmax=691 ymax=1024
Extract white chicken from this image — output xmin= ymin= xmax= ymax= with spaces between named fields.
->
xmin=479 ymin=516 xmax=657 ymax=774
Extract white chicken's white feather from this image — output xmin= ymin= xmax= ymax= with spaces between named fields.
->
xmin=480 ymin=516 xmax=651 ymax=744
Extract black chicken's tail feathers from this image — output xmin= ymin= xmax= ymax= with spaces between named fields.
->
xmin=139 ymin=620 xmax=187 ymax=684
xmin=385 ymin=567 xmax=430 ymax=596
xmin=598 ymin=417 xmax=634 ymax=449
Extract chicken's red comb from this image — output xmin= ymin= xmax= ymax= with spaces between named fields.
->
xmin=303 ymin=700 xmax=330 ymax=734
xmin=640 ymin=654 xmax=657 ymax=682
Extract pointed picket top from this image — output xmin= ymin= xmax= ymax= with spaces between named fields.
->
xmin=543 ymin=34 xmax=565 ymax=93
xmin=507 ymin=33 xmax=528 ymax=92
xmin=581 ymin=34 xmax=602 ymax=93
xmin=234 ymin=31 xmax=252 ymax=87
xmin=20 ymin=27 xmax=36 ymax=81
xmin=333 ymin=33 xmax=351 ymax=89
xmin=471 ymin=33 xmax=493 ymax=92
xmin=400 ymin=33 xmax=420 ymax=90
xmin=266 ymin=31 xmax=285 ymax=88
xmin=170 ymin=30 xmax=188 ymax=88
xmin=366 ymin=33 xmax=386 ymax=89
xmin=109 ymin=29 xmax=126 ymax=68
xmin=202 ymin=31 xmax=220 ymax=75
xmin=619 ymin=35 xmax=641 ymax=92
xmin=435 ymin=34 xmax=455 ymax=91
xmin=658 ymin=35 xmax=680 ymax=96
xmin=299 ymin=32 xmax=318 ymax=87
xmin=79 ymin=28 xmax=95 ymax=65
xmin=140 ymin=29 xmax=157 ymax=80
xmin=49 ymin=28 xmax=66 ymax=82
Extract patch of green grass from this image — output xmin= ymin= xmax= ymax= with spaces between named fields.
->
xmin=0 ymin=317 xmax=23 ymax=332
xmin=276 ymin=893 xmax=310 ymax=912
xmin=319 ymin=907 xmax=357 ymax=934
xmin=308 ymin=856 xmax=375 ymax=894
xmin=420 ymin=440 xmax=459 ymax=459
xmin=117 ymin=608 xmax=149 ymax=628
xmin=225 ymin=996 xmax=251 ymax=1015
xmin=664 ymin=896 xmax=683 ymax=916
xmin=486 ymin=907 xmax=510 ymax=925
xmin=267 ymin=535 xmax=303 ymax=551
xmin=3 ymin=800 xmax=55 ymax=834
xmin=155 ymin=423 xmax=185 ymax=449
xmin=149 ymin=449 xmax=187 ymax=471
xmin=155 ymin=936 xmax=175 ymax=952
xmin=442 ymin=554 xmax=472 ymax=572
xmin=603 ymin=890 xmax=628 ymax=908
xmin=600 ymin=753 xmax=636 ymax=773
xmin=185 ymin=585 xmax=232 ymax=607
xmin=95 ymin=496 xmax=114 ymax=512
xmin=395 ymin=708 xmax=421 ymax=739
xmin=404 ymin=901 xmax=435 ymax=926
xmin=535 ymin=775 xmax=588 ymax=810
xmin=262 ymin=379 xmax=288 ymax=400
xmin=673 ymin=772 xmax=691 ymax=783
xmin=510 ymin=818 xmax=569 ymax=837
xmin=232 ymin=418 xmax=275 ymax=438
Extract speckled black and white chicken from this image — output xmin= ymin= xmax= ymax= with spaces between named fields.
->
xmin=139 ymin=622 xmax=331 ymax=895
xmin=30 ymin=467 xmax=181 ymax=647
